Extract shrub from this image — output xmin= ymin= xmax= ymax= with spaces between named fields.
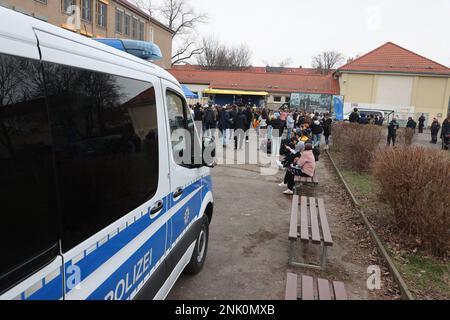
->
xmin=397 ymin=128 xmax=415 ymax=146
xmin=331 ymin=122 xmax=383 ymax=172
xmin=372 ymin=146 xmax=450 ymax=257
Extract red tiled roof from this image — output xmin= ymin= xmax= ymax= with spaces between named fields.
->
xmin=168 ymin=66 xmax=340 ymax=94
xmin=338 ymin=42 xmax=450 ymax=76
xmin=171 ymin=65 xmax=321 ymax=75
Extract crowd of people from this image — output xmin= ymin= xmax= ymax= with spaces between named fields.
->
xmin=190 ymin=102 xmax=333 ymax=195
xmin=348 ymin=108 xmax=450 ymax=149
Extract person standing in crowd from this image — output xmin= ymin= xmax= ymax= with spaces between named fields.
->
xmin=349 ymin=108 xmax=360 ymax=123
xmin=281 ymin=143 xmax=316 ymax=195
xmin=310 ymin=117 xmax=323 ymax=148
xmin=322 ymin=112 xmax=332 ymax=150
xmin=228 ymin=105 xmax=237 ymax=140
xmin=259 ymin=109 xmax=268 ymax=138
xmin=406 ymin=117 xmax=417 ymax=133
xmin=244 ymin=106 xmax=253 ymax=143
xmin=418 ymin=114 xmax=426 ymax=133
xmin=430 ymin=118 xmax=441 ymax=144
xmin=203 ymin=105 xmax=216 ymax=138
xmin=387 ymin=117 xmax=400 ymax=146
xmin=233 ymin=108 xmax=247 ymax=150
xmin=441 ymin=114 xmax=450 ymax=149
xmin=269 ymin=112 xmax=285 ymax=158
xmin=359 ymin=113 xmax=368 ymax=124
xmin=286 ymin=112 xmax=295 ymax=140
xmin=218 ymin=106 xmax=231 ymax=147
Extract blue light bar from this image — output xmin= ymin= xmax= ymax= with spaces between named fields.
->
xmin=94 ymin=38 xmax=163 ymax=61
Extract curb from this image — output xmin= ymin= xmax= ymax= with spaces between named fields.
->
xmin=325 ymin=149 xmax=415 ymax=300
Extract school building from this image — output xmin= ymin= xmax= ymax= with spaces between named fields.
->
xmin=335 ymin=42 xmax=450 ymax=125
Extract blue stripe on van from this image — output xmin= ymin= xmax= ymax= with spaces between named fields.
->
xmin=64 ymin=194 xmax=171 ymax=294
xmin=87 ymin=224 xmax=167 ymax=300
xmin=13 ymin=175 xmax=212 ymax=300
xmin=27 ymin=274 xmax=63 ymax=300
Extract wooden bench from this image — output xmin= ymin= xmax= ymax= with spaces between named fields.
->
xmin=293 ymin=172 xmax=319 ymax=196
xmin=289 ymin=195 xmax=333 ymax=270
xmin=285 ymin=273 xmax=347 ymax=300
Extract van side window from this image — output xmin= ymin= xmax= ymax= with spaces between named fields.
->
xmin=0 ymin=53 xmax=59 ymax=292
xmin=42 ymin=62 xmax=159 ymax=251
xmin=165 ymin=90 xmax=199 ymax=167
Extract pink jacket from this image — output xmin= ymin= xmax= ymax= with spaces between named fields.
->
xmin=297 ymin=150 xmax=316 ymax=177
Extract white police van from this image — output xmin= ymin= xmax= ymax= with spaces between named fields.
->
xmin=0 ymin=6 xmax=215 ymax=300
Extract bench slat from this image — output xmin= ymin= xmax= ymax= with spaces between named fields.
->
xmin=300 ymin=196 xmax=309 ymax=242
xmin=301 ymin=275 xmax=315 ymax=300
xmin=289 ymin=195 xmax=299 ymax=240
xmin=317 ymin=198 xmax=333 ymax=246
xmin=332 ymin=281 xmax=347 ymax=300
xmin=317 ymin=278 xmax=332 ymax=300
xmin=309 ymin=197 xmax=321 ymax=244
xmin=285 ymin=273 xmax=298 ymax=300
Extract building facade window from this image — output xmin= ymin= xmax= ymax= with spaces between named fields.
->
xmin=62 ymin=0 xmax=74 ymax=14
xmin=148 ymin=26 xmax=154 ymax=42
xmin=96 ymin=1 xmax=107 ymax=28
xmin=274 ymin=96 xmax=282 ymax=102
xmin=132 ymin=17 xmax=138 ymax=39
xmin=35 ymin=0 xmax=47 ymax=4
xmin=115 ymin=8 xmax=123 ymax=33
xmin=81 ymin=0 xmax=92 ymax=21
xmin=124 ymin=14 xmax=131 ymax=36
xmin=138 ymin=21 xmax=145 ymax=40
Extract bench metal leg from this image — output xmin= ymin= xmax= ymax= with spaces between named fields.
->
xmin=289 ymin=242 xmax=329 ymax=271
xmin=288 ymin=240 xmax=295 ymax=265
xmin=320 ymin=245 xmax=328 ymax=269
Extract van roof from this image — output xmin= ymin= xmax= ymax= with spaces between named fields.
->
xmin=0 ymin=6 xmax=180 ymax=87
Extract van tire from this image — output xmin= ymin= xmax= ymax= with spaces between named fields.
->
xmin=185 ymin=215 xmax=209 ymax=275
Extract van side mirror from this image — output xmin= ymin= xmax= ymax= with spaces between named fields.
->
xmin=202 ymin=136 xmax=216 ymax=168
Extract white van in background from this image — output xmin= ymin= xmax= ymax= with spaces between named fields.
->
xmin=0 ymin=6 xmax=215 ymax=300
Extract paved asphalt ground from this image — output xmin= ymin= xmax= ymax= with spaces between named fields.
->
xmin=167 ymin=131 xmax=403 ymax=300
xmin=167 ymin=127 xmax=447 ymax=300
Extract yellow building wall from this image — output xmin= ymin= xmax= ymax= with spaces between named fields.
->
xmin=339 ymin=73 xmax=375 ymax=104
xmin=412 ymin=76 xmax=450 ymax=119
xmin=340 ymin=72 xmax=450 ymax=121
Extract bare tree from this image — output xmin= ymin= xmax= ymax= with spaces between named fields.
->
xmin=129 ymin=0 xmax=207 ymax=65
xmin=312 ymin=51 xmax=345 ymax=74
xmin=197 ymin=36 xmax=252 ymax=70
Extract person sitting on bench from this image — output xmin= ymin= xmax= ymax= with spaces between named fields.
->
xmin=280 ymin=143 xmax=316 ymax=195
xmin=277 ymin=140 xmax=305 ymax=170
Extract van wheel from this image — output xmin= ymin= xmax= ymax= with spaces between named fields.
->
xmin=185 ymin=215 xmax=209 ymax=275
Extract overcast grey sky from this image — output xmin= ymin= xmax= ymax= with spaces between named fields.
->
xmin=155 ymin=0 xmax=450 ymax=67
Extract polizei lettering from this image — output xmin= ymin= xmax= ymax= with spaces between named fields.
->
xmin=104 ymin=248 xmax=153 ymax=300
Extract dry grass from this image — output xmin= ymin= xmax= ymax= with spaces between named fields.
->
xmin=331 ymin=122 xmax=383 ymax=172
xmin=372 ymin=146 xmax=450 ymax=257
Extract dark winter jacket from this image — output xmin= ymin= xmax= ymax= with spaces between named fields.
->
xmin=441 ymin=119 xmax=450 ymax=138
xmin=203 ymin=108 xmax=216 ymax=124
xmin=388 ymin=120 xmax=399 ymax=135
xmin=406 ymin=119 xmax=417 ymax=129
xmin=430 ymin=121 xmax=441 ymax=135
xmin=219 ymin=110 xmax=231 ymax=130
xmin=322 ymin=118 xmax=332 ymax=136
xmin=349 ymin=111 xmax=360 ymax=123
xmin=234 ymin=112 xmax=247 ymax=130
xmin=269 ymin=118 xmax=285 ymax=137
xmin=310 ymin=121 xmax=323 ymax=135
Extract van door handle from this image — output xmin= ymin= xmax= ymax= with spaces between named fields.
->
xmin=150 ymin=200 xmax=164 ymax=218
xmin=173 ymin=187 xmax=184 ymax=199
